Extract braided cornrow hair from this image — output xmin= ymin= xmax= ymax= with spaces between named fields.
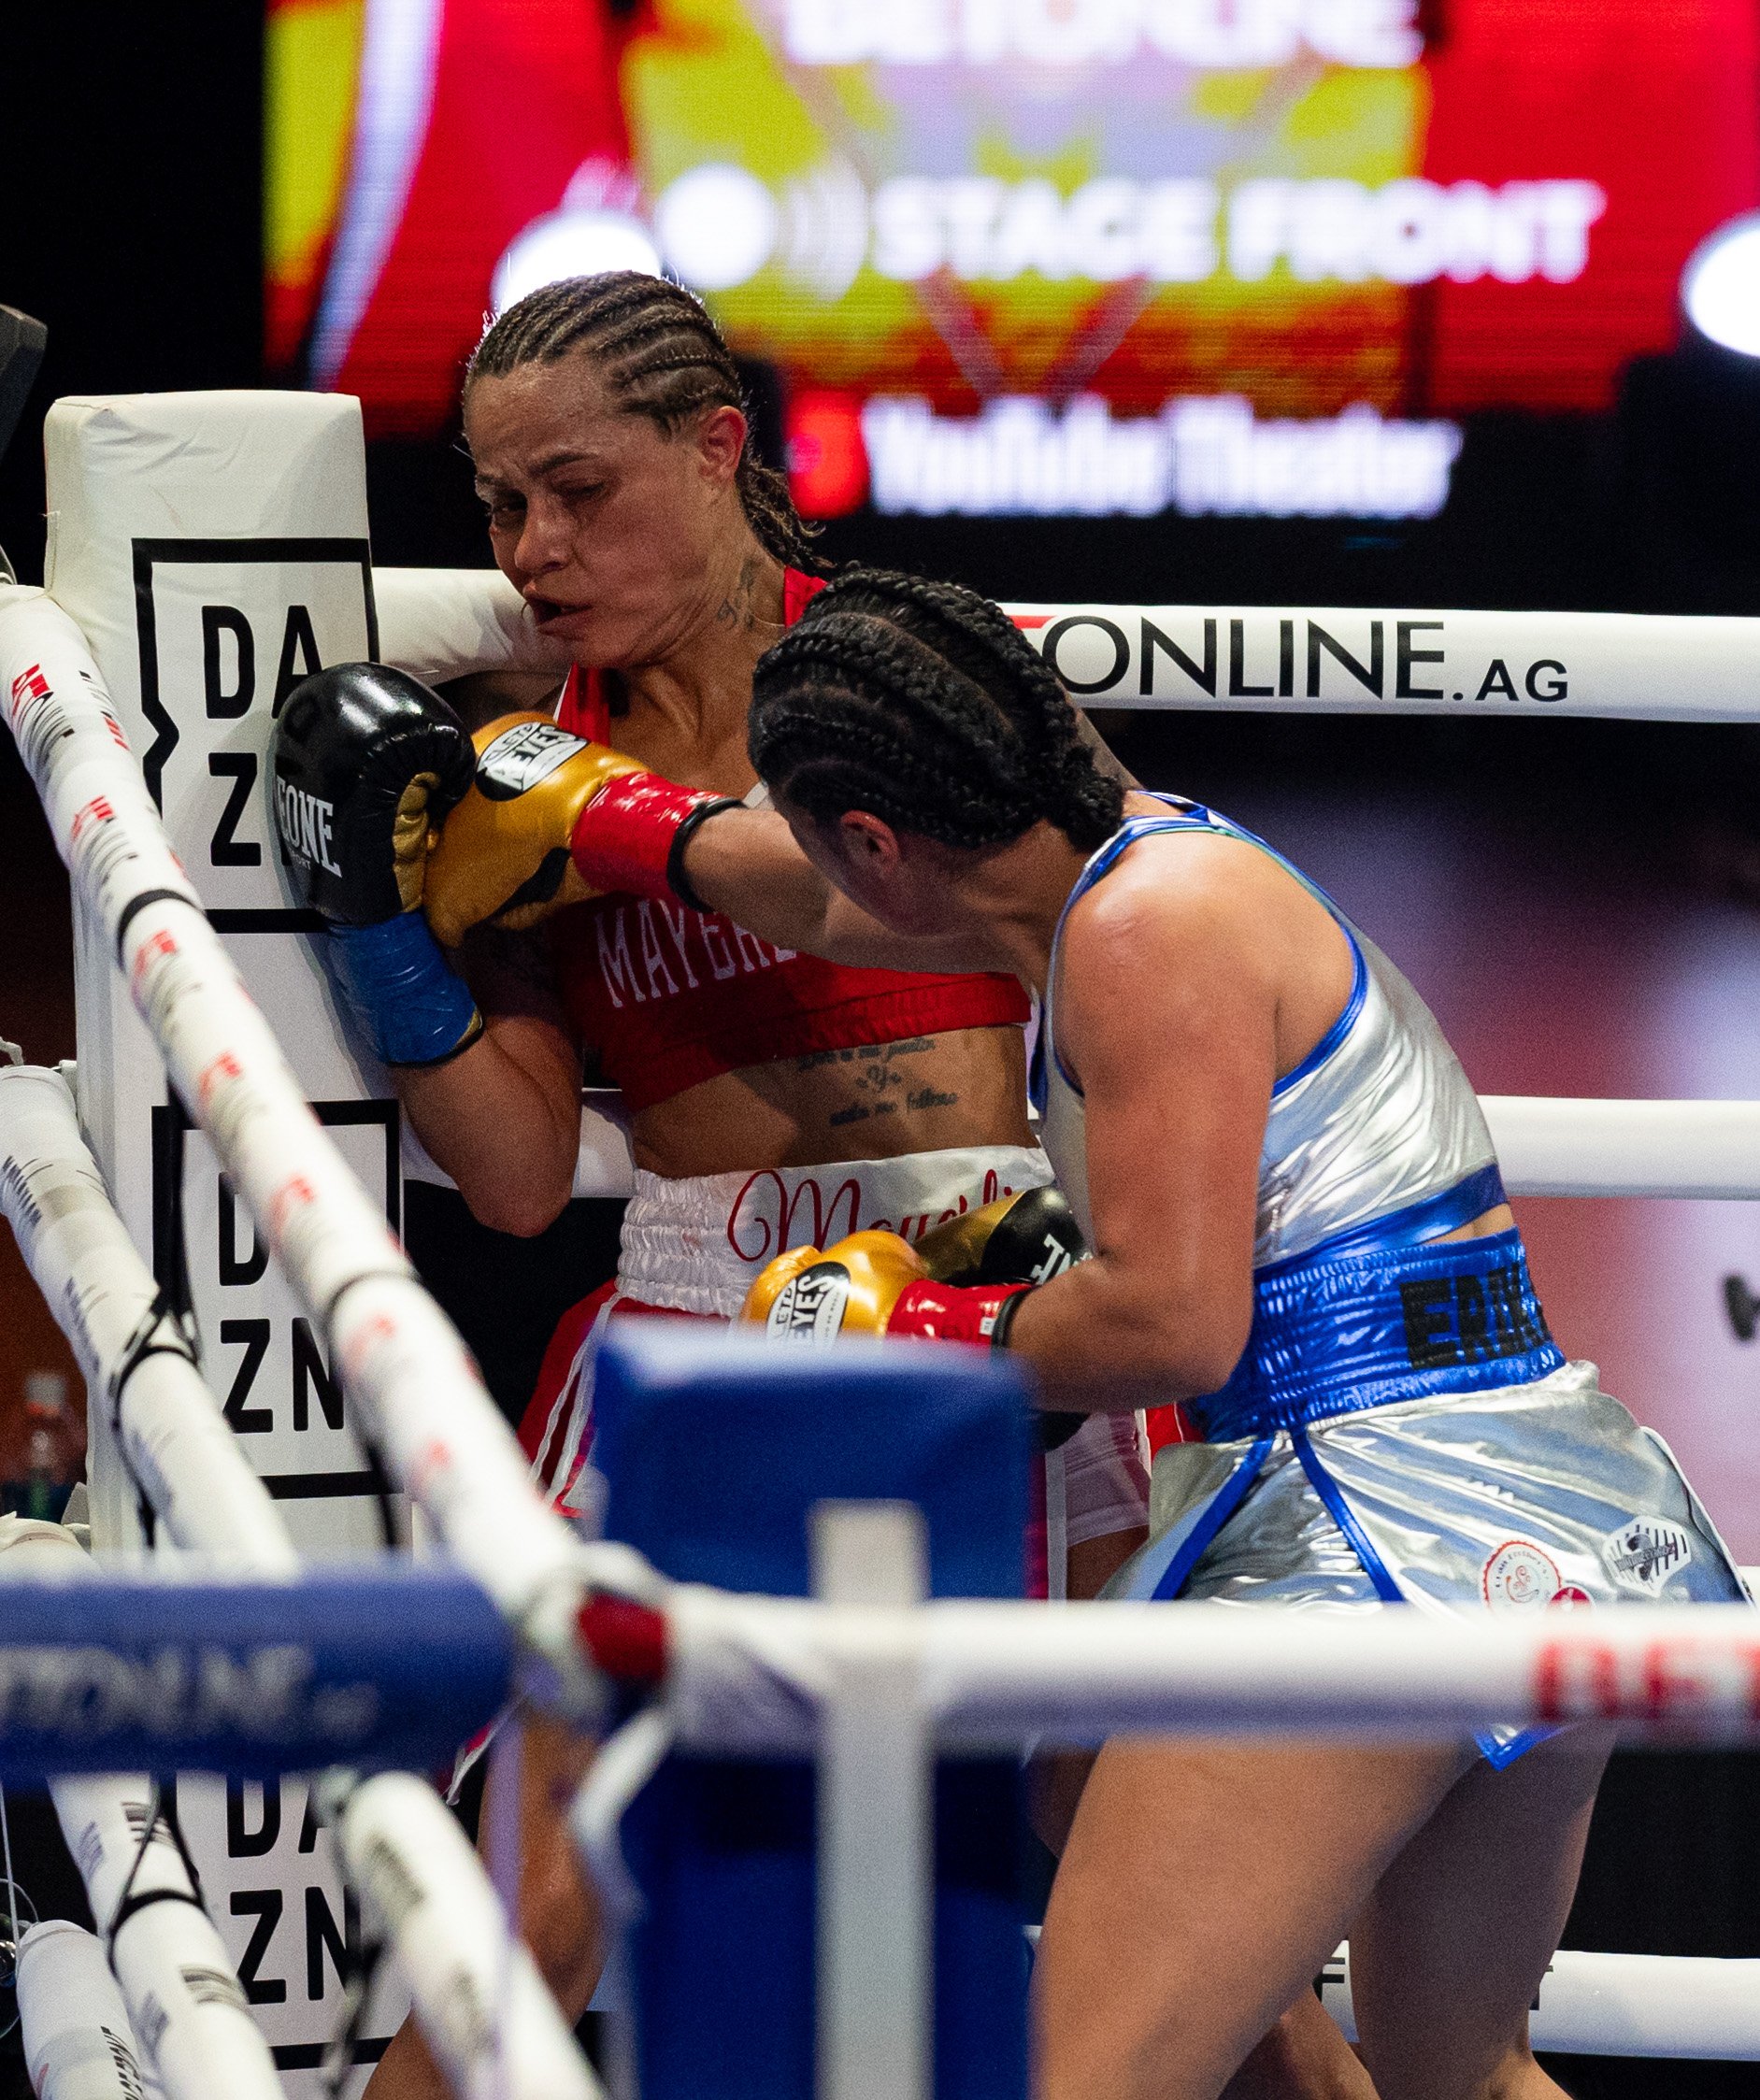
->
xmin=749 ymin=568 xmax=1124 ymax=850
xmin=466 ymin=272 xmax=825 ymax=575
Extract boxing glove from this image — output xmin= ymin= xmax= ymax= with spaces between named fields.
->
xmin=422 ymin=715 xmax=741 ymax=949
xmin=272 ymin=665 xmax=482 ymax=1066
xmin=915 ymin=1185 xmax=1086 ymax=1288
xmin=917 ymin=1187 xmax=1087 ymax=1447
xmin=741 ymin=1229 xmax=1032 ymax=1349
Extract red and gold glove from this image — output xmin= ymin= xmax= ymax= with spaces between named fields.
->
xmin=740 ymin=1229 xmax=1031 ymax=1349
xmin=422 ymin=711 xmax=738 ymax=948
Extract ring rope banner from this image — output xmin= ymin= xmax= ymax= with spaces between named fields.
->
xmin=1006 ymin=604 xmax=1760 ymax=720
xmin=649 ymin=1588 xmax=1760 ymax=1750
xmin=374 ymin=565 xmax=1760 ymax=722
xmin=0 ymin=1544 xmax=508 ymax=1777
xmin=0 ymin=1531 xmax=284 ymax=2100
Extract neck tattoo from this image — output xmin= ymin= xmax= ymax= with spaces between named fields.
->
xmin=714 ymin=552 xmax=761 ymax=630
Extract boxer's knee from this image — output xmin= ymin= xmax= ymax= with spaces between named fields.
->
xmin=1222 ymin=1994 xmax=1376 ymax=2100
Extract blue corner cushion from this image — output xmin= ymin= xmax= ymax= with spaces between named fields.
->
xmin=593 ymin=1321 xmax=1032 ymax=1599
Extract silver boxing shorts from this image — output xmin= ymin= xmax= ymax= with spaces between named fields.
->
xmin=1118 ymin=1359 xmax=1750 ymax=1764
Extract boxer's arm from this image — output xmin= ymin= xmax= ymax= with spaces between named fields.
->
xmin=393 ymin=930 xmax=584 ymax=1237
xmin=679 ymin=722 xmax=1131 ymax=962
xmin=1001 ymin=864 xmax=1272 ymax=1409
xmin=679 ymin=807 xmax=998 ymax=972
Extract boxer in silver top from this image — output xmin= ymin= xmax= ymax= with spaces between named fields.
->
xmin=560 ymin=564 xmax=1750 ymax=2100
xmin=1042 ymin=797 xmax=1740 ymax=1768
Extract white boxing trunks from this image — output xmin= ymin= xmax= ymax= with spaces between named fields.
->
xmin=525 ymin=1144 xmax=1150 ymax=1590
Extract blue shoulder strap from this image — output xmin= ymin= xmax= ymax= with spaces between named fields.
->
xmin=1042 ymin=796 xmax=1363 ymax=1099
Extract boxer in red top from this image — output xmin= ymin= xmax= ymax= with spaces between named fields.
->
xmin=275 ymin=275 xmax=1177 ymax=2100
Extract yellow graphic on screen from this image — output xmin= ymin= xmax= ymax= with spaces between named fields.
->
xmin=265 ymin=0 xmax=366 ymax=373
xmin=624 ymin=0 xmax=1424 ymax=412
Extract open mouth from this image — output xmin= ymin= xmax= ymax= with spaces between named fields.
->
xmin=529 ymin=596 xmax=580 ymax=627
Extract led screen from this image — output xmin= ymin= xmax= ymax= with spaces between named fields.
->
xmin=266 ymin=0 xmax=1760 ymax=519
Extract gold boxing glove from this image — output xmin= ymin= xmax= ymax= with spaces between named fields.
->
xmin=422 ymin=713 xmax=739 ymax=949
xmin=913 ymin=1185 xmax=1086 ymax=1287
xmin=741 ymin=1229 xmax=1030 ymax=1348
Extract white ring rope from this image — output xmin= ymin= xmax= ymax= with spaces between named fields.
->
xmin=0 ymin=585 xmax=646 ymax=1693
xmin=658 ymin=1589 xmax=1760 ymax=1750
xmin=1021 ymin=1926 xmax=1760 ymax=2062
xmin=324 ymin=1772 xmax=601 ymax=2100
xmin=1483 ymin=1096 xmax=1760 ymax=1201
xmin=0 ymin=1064 xmax=602 ymax=2100
xmin=0 ymin=1064 xmax=297 ymax=1571
xmin=374 ymin=567 xmax=1760 ymax=722
xmin=1321 ymin=1943 xmax=1760 ymax=2062
xmin=18 ymin=1918 xmax=153 ymax=2099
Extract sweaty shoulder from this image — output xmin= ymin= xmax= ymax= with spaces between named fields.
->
xmin=1066 ymin=826 xmax=1294 ymax=975
xmin=1057 ymin=827 xmax=1348 ymax=1090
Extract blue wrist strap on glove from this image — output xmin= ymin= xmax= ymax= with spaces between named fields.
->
xmin=326 ymin=914 xmax=481 ymax=1068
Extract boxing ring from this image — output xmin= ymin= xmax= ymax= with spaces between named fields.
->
xmin=5 ymin=390 xmax=1760 ymax=2095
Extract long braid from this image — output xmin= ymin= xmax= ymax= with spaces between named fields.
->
xmin=750 ymin=568 xmax=1124 ymax=850
xmin=467 ymin=273 xmax=825 ymax=575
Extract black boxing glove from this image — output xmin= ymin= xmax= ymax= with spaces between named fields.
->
xmin=916 ymin=1184 xmax=1085 ymax=1291
xmin=916 ymin=1185 xmax=1089 ymax=1450
xmin=272 ymin=665 xmax=483 ymax=1066
xmin=274 ymin=664 xmax=476 ymax=922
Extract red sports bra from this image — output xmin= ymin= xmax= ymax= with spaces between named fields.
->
xmin=546 ymin=568 xmax=1030 ymax=1111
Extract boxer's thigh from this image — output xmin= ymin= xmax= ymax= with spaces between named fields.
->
xmin=1349 ymin=1722 xmax=1614 ymax=2100
xmin=1036 ymin=1735 xmax=1463 ymax=2100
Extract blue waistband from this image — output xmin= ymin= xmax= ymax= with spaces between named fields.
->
xmin=1190 ymin=1168 xmax=1564 ymax=1441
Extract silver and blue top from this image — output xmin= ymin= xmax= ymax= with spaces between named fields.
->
xmin=1033 ymin=796 xmax=1564 ymax=1440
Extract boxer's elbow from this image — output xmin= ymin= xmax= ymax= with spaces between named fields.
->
xmin=1102 ymin=1279 xmax=1252 ymax=1398
xmin=460 ymin=1168 xmax=572 ymax=1238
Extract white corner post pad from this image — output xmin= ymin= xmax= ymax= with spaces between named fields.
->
xmin=811 ymin=1501 xmax=933 ymax=2100
xmin=373 ymin=565 xmax=573 ymax=684
xmin=0 ymin=1521 xmax=284 ymax=2100
xmin=0 ymin=581 xmax=592 ymax=1633
xmin=38 ymin=390 xmax=399 ymax=1557
xmin=18 ymin=1920 xmax=151 ymax=2100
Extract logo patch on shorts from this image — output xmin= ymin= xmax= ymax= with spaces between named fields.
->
xmin=1481 ymin=1539 xmax=1561 ymax=1614
xmin=475 ymin=721 xmax=586 ymax=800
xmin=1548 ymin=1585 xmax=1594 ymax=1610
xmin=767 ymin=1263 xmax=851 ymax=1344
xmin=1601 ymin=1516 xmax=1693 ymax=1594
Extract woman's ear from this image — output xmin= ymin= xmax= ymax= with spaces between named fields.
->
xmin=837 ymin=809 xmax=903 ymax=869
xmin=696 ymin=404 xmax=749 ymax=489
